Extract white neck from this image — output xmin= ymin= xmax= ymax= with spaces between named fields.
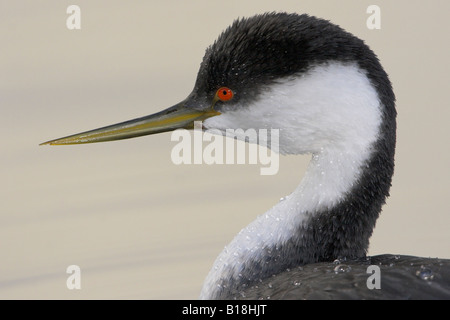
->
xmin=200 ymin=62 xmax=382 ymax=299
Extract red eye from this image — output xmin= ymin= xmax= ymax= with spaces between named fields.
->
xmin=216 ymin=87 xmax=234 ymax=101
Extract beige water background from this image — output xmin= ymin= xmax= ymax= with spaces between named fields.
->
xmin=1 ymin=1 xmax=449 ymax=299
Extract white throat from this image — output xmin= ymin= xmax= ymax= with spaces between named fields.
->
xmin=200 ymin=62 xmax=382 ymax=299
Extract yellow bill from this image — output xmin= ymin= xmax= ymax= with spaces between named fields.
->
xmin=40 ymin=101 xmax=220 ymax=145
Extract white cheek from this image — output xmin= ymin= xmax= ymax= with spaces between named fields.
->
xmin=203 ymin=62 xmax=381 ymax=155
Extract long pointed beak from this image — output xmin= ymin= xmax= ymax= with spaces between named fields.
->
xmin=40 ymin=101 xmax=220 ymax=145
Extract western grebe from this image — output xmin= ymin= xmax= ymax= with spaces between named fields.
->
xmin=41 ymin=13 xmax=450 ymax=299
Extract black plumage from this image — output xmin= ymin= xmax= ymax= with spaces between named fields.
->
xmin=230 ymin=255 xmax=450 ymax=299
xmin=191 ymin=13 xmax=395 ymax=114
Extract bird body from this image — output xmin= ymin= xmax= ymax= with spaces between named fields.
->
xmin=41 ymin=12 xmax=450 ymax=299
xmin=231 ymin=255 xmax=450 ymax=300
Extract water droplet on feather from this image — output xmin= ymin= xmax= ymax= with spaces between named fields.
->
xmin=416 ymin=266 xmax=434 ymax=281
xmin=334 ymin=264 xmax=352 ymax=274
